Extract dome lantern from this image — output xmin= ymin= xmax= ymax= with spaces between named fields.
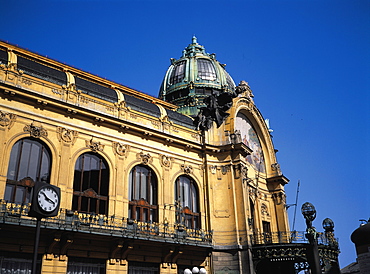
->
xmin=158 ymin=37 xmax=236 ymax=117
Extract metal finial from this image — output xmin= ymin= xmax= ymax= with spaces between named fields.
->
xmin=192 ymin=35 xmax=197 ymax=44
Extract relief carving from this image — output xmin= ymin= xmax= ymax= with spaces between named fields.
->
xmin=139 ymin=151 xmax=152 ymax=165
xmin=24 ymin=123 xmax=48 ymax=138
xmin=181 ymin=164 xmax=193 ymax=174
xmin=86 ymin=138 xmax=104 ymax=152
xmin=113 ymin=142 xmax=130 ymax=157
xmin=0 ymin=110 xmax=17 ymax=129
xmin=57 ymin=127 xmax=78 ymax=144
xmin=261 ymin=203 xmax=269 ymax=216
xmin=160 ymin=154 xmax=173 ymax=168
xmin=271 ymin=163 xmax=282 ymax=176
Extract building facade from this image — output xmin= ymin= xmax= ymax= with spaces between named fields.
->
xmin=0 ymin=38 xmax=338 ymax=274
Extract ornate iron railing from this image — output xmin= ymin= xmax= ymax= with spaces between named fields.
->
xmin=251 ymin=231 xmax=338 ymax=246
xmin=0 ymin=200 xmax=212 ymax=247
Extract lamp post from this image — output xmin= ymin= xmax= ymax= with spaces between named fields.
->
xmin=301 ymin=202 xmax=321 ymax=274
xmin=322 ymin=218 xmax=340 ymax=273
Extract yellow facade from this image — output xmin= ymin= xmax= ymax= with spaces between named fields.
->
xmin=0 ymin=40 xmax=290 ymax=273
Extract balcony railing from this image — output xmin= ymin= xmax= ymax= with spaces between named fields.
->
xmin=0 ymin=200 xmax=212 ymax=247
xmin=251 ymin=231 xmax=338 ymax=246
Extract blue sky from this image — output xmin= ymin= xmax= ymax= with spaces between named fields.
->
xmin=1 ymin=0 xmax=369 ymax=268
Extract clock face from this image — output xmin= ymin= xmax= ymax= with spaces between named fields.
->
xmin=37 ymin=186 xmax=59 ymax=212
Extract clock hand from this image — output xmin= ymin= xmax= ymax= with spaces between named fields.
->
xmin=42 ymin=192 xmax=55 ymax=205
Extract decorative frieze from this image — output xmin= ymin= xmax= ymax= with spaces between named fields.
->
xmin=57 ymin=127 xmax=78 ymax=144
xmin=24 ymin=123 xmax=48 ymax=138
xmin=86 ymin=138 xmax=104 ymax=152
xmin=0 ymin=110 xmax=16 ymax=129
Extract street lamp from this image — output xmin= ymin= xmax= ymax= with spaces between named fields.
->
xmin=301 ymin=202 xmax=321 ymax=274
xmin=322 ymin=217 xmax=334 ymax=232
xmin=322 ymin=218 xmax=341 ymax=273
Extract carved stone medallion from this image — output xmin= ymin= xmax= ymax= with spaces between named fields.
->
xmin=160 ymin=154 xmax=172 ymax=168
xmin=139 ymin=151 xmax=152 ymax=165
xmin=57 ymin=127 xmax=78 ymax=144
xmin=112 ymin=142 xmax=130 ymax=157
xmin=0 ymin=111 xmax=17 ymax=129
xmin=24 ymin=123 xmax=48 ymax=138
xmin=86 ymin=138 xmax=104 ymax=152
xmin=181 ymin=164 xmax=193 ymax=174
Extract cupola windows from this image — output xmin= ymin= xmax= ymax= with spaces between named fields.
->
xmin=197 ymin=59 xmax=216 ymax=81
xmin=169 ymin=60 xmax=186 ymax=85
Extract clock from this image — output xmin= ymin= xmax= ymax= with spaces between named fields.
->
xmin=29 ymin=181 xmax=61 ymax=218
xmin=37 ymin=186 xmax=59 ymax=212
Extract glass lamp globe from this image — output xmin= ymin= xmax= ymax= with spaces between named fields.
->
xmin=184 ymin=269 xmax=192 ymax=274
xmin=301 ymin=202 xmax=316 ymax=221
xmin=192 ymin=267 xmax=200 ymax=273
xmin=199 ymin=268 xmax=207 ymax=274
xmin=322 ymin=217 xmax=334 ymax=232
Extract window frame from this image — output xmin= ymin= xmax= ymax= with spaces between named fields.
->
xmin=72 ymin=152 xmax=109 ymax=215
xmin=5 ymin=138 xmax=51 ymax=204
xmin=128 ymin=165 xmax=158 ymax=223
xmin=175 ymin=175 xmax=200 ymax=229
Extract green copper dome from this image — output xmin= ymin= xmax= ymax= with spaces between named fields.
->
xmin=159 ymin=37 xmax=236 ymax=117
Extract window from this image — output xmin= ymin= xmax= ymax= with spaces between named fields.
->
xmin=128 ymin=165 xmax=157 ymax=222
xmin=175 ymin=175 xmax=200 ymax=229
xmin=5 ymin=138 xmax=51 ymax=204
xmin=197 ymin=59 xmax=216 ymax=81
xmin=67 ymin=257 xmax=105 ymax=274
xmin=169 ymin=60 xmax=186 ymax=85
xmin=262 ymin=221 xmax=272 ymax=244
xmin=72 ymin=153 xmax=109 ymax=215
xmin=128 ymin=261 xmax=159 ymax=274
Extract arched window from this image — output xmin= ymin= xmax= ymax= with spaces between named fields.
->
xmin=197 ymin=59 xmax=216 ymax=81
xmin=4 ymin=138 xmax=51 ymax=204
xmin=175 ymin=175 xmax=200 ymax=229
xmin=72 ymin=153 xmax=109 ymax=215
xmin=169 ymin=60 xmax=186 ymax=85
xmin=128 ymin=165 xmax=157 ymax=222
